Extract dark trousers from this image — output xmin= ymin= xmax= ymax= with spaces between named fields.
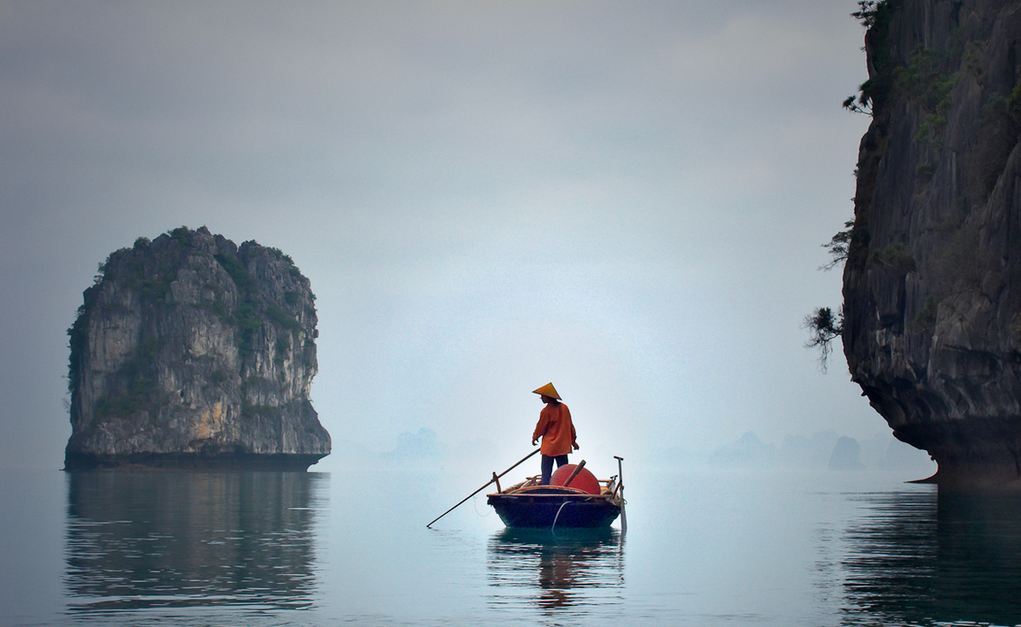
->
xmin=541 ymin=454 xmax=569 ymax=485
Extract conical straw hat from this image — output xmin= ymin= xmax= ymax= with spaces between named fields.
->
xmin=532 ymin=382 xmax=561 ymax=400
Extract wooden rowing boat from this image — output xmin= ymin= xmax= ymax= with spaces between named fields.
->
xmin=426 ymin=451 xmax=627 ymax=531
xmin=486 ymin=470 xmax=624 ymax=529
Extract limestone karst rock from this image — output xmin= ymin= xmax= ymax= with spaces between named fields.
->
xmin=65 ymin=226 xmax=331 ymax=469
xmin=844 ymin=0 xmax=1021 ymax=484
xmin=827 ymin=437 xmax=865 ymax=471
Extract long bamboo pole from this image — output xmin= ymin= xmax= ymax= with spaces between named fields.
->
xmin=425 ymin=448 xmax=541 ymax=528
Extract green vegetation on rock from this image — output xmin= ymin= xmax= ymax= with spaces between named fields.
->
xmin=896 ymin=50 xmax=958 ymax=147
xmin=843 ymin=0 xmax=899 ymax=116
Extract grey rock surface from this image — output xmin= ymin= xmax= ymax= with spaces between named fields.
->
xmin=65 ymin=226 xmax=331 ymax=469
xmin=844 ymin=0 xmax=1021 ymax=484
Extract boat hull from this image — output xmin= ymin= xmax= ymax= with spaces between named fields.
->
xmin=487 ymin=493 xmax=621 ymax=528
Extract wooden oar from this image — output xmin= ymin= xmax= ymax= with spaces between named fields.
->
xmin=425 ymin=448 xmax=541 ymax=528
xmin=562 ymin=459 xmax=587 ymax=487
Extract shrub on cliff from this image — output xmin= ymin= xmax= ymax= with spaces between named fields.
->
xmin=804 ymin=307 xmax=844 ymax=372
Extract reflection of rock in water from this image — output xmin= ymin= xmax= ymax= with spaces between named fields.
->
xmin=487 ymin=528 xmax=624 ymax=620
xmin=840 ymin=489 xmax=1021 ymax=624
xmin=64 ymin=470 xmax=326 ymax=617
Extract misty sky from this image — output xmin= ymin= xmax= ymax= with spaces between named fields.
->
xmin=0 ymin=1 xmax=886 ymax=471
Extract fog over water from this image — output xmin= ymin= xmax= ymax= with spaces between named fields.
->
xmin=0 ymin=1 xmax=918 ymax=471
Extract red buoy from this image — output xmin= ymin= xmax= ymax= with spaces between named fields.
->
xmin=550 ymin=464 xmax=601 ymax=495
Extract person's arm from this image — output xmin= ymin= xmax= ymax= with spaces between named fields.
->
xmin=532 ymin=411 xmax=549 ymax=446
xmin=565 ymin=406 xmax=579 ymax=449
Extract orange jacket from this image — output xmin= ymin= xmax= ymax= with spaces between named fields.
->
xmin=532 ymin=402 xmax=577 ymax=457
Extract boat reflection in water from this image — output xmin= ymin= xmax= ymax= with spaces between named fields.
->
xmin=487 ymin=528 xmax=624 ymax=621
xmin=839 ymin=487 xmax=1021 ymax=624
xmin=64 ymin=470 xmax=327 ymax=621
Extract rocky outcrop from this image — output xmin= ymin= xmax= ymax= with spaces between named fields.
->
xmin=844 ymin=0 xmax=1021 ymax=485
xmin=828 ymin=437 xmax=865 ymax=471
xmin=65 ymin=227 xmax=331 ymax=469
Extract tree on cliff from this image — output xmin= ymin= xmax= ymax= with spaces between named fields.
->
xmin=820 ymin=220 xmax=854 ymax=271
xmin=803 ymin=306 xmax=843 ymax=372
xmin=805 ymin=1 xmax=893 ymax=370
xmin=804 ymin=218 xmax=854 ymax=371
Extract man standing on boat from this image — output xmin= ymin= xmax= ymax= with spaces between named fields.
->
xmin=531 ymin=382 xmax=579 ymax=485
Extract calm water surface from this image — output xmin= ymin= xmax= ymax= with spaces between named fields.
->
xmin=3 ymin=465 xmax=1021 ymax=625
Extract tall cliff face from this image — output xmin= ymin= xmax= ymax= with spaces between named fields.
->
xmin=844 ymin=0 xmax=1021 ymax=484
xmin=65 ymin=226 xmax=331 ymax=469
